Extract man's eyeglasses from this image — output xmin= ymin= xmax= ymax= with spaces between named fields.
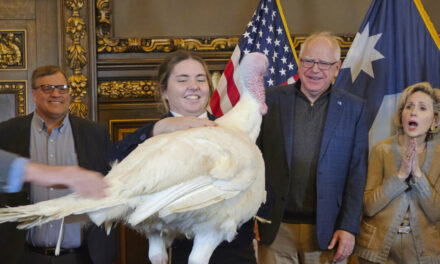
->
xmin=300 ymin=58 xmax=337 ymax=70
xmin=36 ymin=84 xmax=70 ymax=94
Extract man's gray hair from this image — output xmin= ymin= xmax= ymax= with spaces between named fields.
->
xmin=299 ymin=32 xmax=341 ymax=61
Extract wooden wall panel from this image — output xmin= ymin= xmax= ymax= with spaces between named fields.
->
xmin=0 ymin=4 xmax=36 ymax=116
xmin=111 ymin=0 xmax=440 ymax=37
xmin=0 ymin=0 xmax=35 ymax=19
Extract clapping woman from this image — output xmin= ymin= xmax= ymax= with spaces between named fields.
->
xmin=356 ymin=82 xmax=440 ymax=263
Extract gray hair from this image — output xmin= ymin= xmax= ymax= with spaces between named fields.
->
xmin=299 ymin=32 xmax=341 ymax=61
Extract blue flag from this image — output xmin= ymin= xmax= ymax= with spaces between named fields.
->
xmin=335 ymin=0 xmax=440 ymax=149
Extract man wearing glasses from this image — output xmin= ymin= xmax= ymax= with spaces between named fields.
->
xmin=257 ymin=32 xmax=368 ymax=263
xmin=0 ymin=66 xmax=115 ymax=264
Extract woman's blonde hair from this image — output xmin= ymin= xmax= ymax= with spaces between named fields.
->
xmin=394 ymin=82 xmax=440 ymax=141
xmin=156 ymin=50 xmax=213 ymax=113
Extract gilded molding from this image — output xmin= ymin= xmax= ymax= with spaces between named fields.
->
xmin=0 ymin=81 xmax=27 ymax=116
xmin=66 ymin=0 xmax=88 ymax=118
xmin=0 ymin=30 xmax=26 ymax=70
xmin=98 ymin=80 xmax=158 ymax=99
xmin=96 ymin=0 xmax=238 ymax=53
xmin=171 ymin=37 xmax=239 ymax=52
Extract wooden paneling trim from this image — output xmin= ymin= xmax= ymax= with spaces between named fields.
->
xmin=109 ymin=118 xmax=158 ymax=142
xmin=0 ymin=80 xmax=27 ymax=116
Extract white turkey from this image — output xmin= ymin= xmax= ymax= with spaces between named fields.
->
xmin=0 ymin=52 xmax=268 ymax=264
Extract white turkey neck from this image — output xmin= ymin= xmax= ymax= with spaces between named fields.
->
xmin=215 ymin=89 xmax=262 ymax=143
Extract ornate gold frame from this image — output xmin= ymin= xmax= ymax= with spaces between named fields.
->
xmin=0 ymin=30 xmax=27 ymax=70
xmin=0 ymin=80 xmax=27 ymax=117
xmin=109 ymin=118 xmax=159 ymax=142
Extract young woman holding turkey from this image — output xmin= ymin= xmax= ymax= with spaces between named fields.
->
xmin=111 ymin=50 xmax=257 ymax=264
xmin=356 ymin=82 xmax=440 ymax=264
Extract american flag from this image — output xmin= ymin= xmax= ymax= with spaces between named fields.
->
xmin=209 ymin=0 xmax=299 ymax=117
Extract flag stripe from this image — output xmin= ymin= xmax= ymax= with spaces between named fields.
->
xmin=276 ymin=0 xmax=299 ymax=64
xmin=224 ymin=60 xmax=240 ymax=106
xmin=414 ymin=0 xmax=440 ymax=50
xmin=210 ymin=90 xmax=223 ymax=117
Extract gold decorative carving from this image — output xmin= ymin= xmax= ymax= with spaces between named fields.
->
xmin=171 ymin=37 xmax=239 ymax=52
xmin=96 ymin=0 xmax=238 ymax=53
xmin=0 ymin=31 xmax=26 ymax=70
xmin=66 ymin=0 xmax=88 ymax=118
xmin=98 ymin=80 xmax=158 ymax=99
xmin=0 ymin=81 xmax=27 ymax=116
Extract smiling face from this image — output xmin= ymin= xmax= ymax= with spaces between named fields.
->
xmin=162 ymin=59 xmax=210 ymax=116
xmin=298 ymin=36 xmax=341 ymax=102
xmin=401 ymin=91 xmax=436 ymax=140
xmin=32 ymin=71 xmax=70 ymax=125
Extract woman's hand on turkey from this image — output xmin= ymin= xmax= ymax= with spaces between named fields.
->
xmin=153 ymin=116 xmax=217 ymax=136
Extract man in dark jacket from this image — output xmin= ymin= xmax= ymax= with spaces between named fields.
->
xmin=0 ymin=65 xmax=116 ymax=264
xmin=257 ymin=32 xmax=368 ymax=264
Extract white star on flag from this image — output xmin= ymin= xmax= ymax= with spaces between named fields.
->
xmin=341 ymin=22 xmax=385 ymax=83
xmin=280 ymin=68 xmax=286 ymax=76
xmin=281 ymin=56 xmax=287 ymax=64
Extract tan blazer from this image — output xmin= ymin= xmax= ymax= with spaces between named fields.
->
xmin=356 ymin=136 xmax=440 ymax=264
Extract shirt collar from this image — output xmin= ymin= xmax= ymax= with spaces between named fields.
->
xmin=170 ymin=111 xmax=208 ymax=118
xmin=32 ymin=112 xmax=70 ymax=134
xmin=294 ymin=80 xmax=332 ymax=103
